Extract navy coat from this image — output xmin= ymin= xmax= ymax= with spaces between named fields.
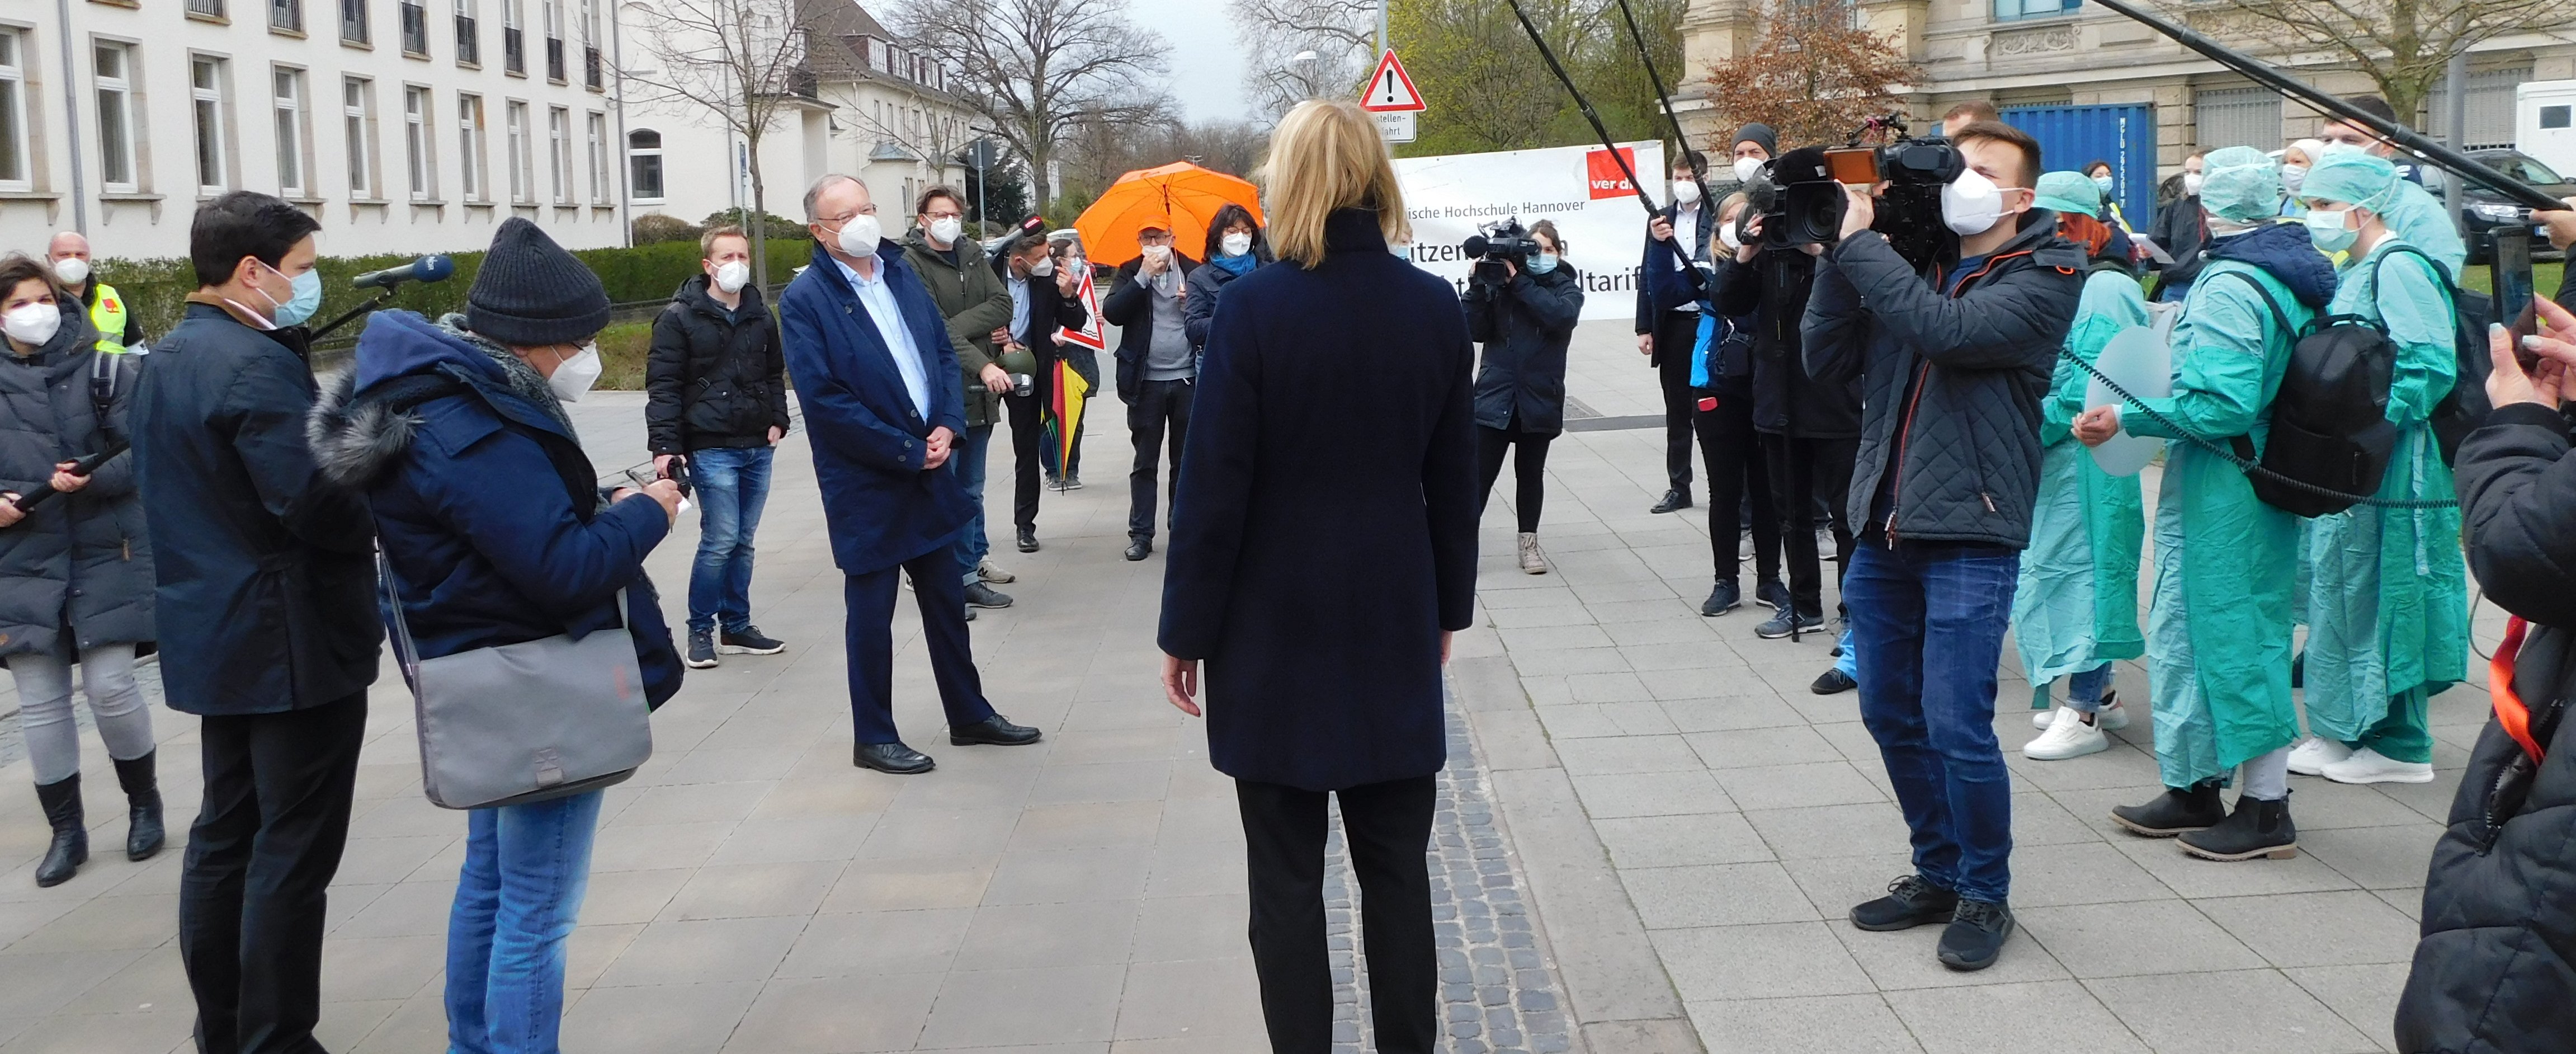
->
xmin=309 ymin=312 xmax=683 ymax=706
xmin=1633 ymin=200 xmax=1718 ymax=356
xmin=1464 ymin=264 xmax=1583 ymax=435
xmin=130 ymin=301 xmax=380 ymax=716
xmin=1158 ymin=209 xmax=1481 ymax=792
xmin=778 ymin=240 xmax=974 ymax=575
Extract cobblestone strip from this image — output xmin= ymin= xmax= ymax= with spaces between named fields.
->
xmin=1329 ymin=700 xmax=1573 ymax=1054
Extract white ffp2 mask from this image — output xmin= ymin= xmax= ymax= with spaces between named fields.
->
xmin=3 ymin=303 xmax=62 ymax=348
xmin=549 ymin=342 xmax=603 ymax=403
xmin=713 ymin=261 xmax=750 ymax=294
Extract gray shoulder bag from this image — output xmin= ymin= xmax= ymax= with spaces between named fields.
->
xmin=379 ymin=550 xmax=654 ymax=809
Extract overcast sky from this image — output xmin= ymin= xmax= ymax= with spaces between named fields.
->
xmin=1125 ymin=0 xmax=1255 ymax=123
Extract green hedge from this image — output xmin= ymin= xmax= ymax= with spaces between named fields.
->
xmin=94 ymin=236 xmax=816 ymax=341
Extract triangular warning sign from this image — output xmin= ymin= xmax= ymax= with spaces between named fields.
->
xmin=1360 ymin=50 xmax=1426 ymax=113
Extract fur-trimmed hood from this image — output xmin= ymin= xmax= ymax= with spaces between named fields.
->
xmin=308 ymin=310 xmax=568 ymax=490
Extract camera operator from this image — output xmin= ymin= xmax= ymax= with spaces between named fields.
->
xmin=1636 ymin=151 xmax=1717 ymax=515
xmin=1464 ymin=219 xmax=1584 ymax=575
xmin=1801 ymin=120 xmax=2084 ymax=972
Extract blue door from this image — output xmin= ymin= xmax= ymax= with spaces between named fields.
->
xmin=2000 ymin=103 xmax=2159 ymax=231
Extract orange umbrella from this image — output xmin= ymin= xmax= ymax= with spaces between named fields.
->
xmin=1074 ymin=162 xmax=1266 ymax=269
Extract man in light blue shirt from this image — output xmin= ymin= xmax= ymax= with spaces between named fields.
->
xmin=777 ymin=173 xmax=1042 ymax=776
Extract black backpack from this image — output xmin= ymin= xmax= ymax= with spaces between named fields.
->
xmin=2378 ymin=246 xmax=2493 ymax=466
xmin=2219 ymin=271 xmax=2398 ymax=518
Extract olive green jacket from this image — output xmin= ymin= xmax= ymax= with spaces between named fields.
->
xmin=901 ymin=228 xmax=1014 ymax=427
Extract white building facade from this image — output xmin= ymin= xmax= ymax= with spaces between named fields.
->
xmin=1 ymin=0 xmax=633 ymax=261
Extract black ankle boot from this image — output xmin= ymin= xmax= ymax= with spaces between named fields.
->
xmin=32 ymin=775 xmax=87 ymax=888
xmin=112 ymin=752 xmax=164 ymax=862
xmin=2180 ymin=793 xmax=2299 ymax=862
xmin=2110 ymin=779 xmax=2225 ymax=837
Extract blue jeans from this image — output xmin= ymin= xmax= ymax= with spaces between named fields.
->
xmin=2065 ymin=662 xmax=2114 ymax=712
xmin=686 ymin=446 xmax=773 ymax=636
xmin=1846 ymin=543 xmax=2020 ymax=904
xmin=445 ymin=789 xmax=605 ymax=1054
xmin=955 ymin=423 xmax=995 ymax=583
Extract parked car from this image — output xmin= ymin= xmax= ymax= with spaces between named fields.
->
xmin=2421 ymin=149 xmax=2574 ymax=264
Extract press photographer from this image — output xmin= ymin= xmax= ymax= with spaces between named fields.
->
xmin=1462 ymin=218 xmax=1584 ymax=575
xmin=1800 ymin=120 xmax=2084 ymax=973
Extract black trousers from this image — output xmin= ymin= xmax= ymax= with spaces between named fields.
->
xmin=1127 ymin=377 xmax=1195 ymax=542
xmin=844 ymin=553 xmax=996 ymax=745
xmin=1699 ymin=394 xmax=1780 ymax=587
xmin=1475 ymin=420 xmax=1554 ymax=534
xmin=179 ymin=691 xmax=369 ymax=1054
xmin=1005 ymin=388 xmax=1043 ymax=533
xmin=1652 ymin=311 xmax=1701 ymax=494
xmin=1238 ymin=775 xmax=1438 ymax=1054
xmin=1763 ymin=432 xmax=1860 ymax=618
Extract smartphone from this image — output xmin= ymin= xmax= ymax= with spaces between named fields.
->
xmin=2488 ymin=228 xmax=2541 ymax=366
xmin=624 ymin=465 xmax=694 ymax=516
xmin=1823 ymin=148 xmax=1880 ymax=186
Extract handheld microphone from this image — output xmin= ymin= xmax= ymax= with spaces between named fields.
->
xmin=351 ymin=255 xmax=457 ymax=290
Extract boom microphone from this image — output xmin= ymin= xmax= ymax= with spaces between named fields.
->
xmin=351 ymin=255 xmax=457 ymax=290
xmin=1461 ymin=234 xmax=1491 ymax=258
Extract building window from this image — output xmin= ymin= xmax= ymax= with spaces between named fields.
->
xmin=401 ymin=2 xmax=430 ymax=55
xmin=2194 ymin=86 xmax=2283 ymax=152
xmin=404 ymin=86 xmax=433 ymax=199
xmin=455 ymin=0 xmax=480 ymax=65
xmin=194 ymin=56 xmax=232 ymax=193
xmin=457 ymin=92 xmax=485 ymax=200
xmin=506 ymin=100 xmax=530 ymax=202
xmin=1993 ymin=0 xmax=2078 ymax=20
xmin=272 ymin=0 xmax=304 ymax=32
xmin=580 ymin=0 xmax=602 ymax=90
xmin=503 ymin=0 xmax=525 ymax=75
xmin=2427 ymin=68 xmax=2535 ymax=152
xmin=586 ymin=111 xmax=608 ymax=203
xmin=628 ymin=128 xmax=663 ymax=201
xmin=544 ymin=0 xmax=565 ymax=82
xmin=91 ymin=43 xmax=139 ymax=192
xmin=548 ymin=106 xmax=570 ymax=203
xmin=272 ymin=68 xmax=306 ymax=196
xmin=342 ymin=0 xmax=371 ymax=44
xmin=0 ymin=31 xmax=26 ymax=190
xmin=345 ymin=77 xmax=375 ymax=196
xmin=188 ymin=0 xmax=229 ymax=18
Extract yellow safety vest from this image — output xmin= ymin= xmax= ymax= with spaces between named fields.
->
xmin=87 ymin=282 xmax=131 ymax=354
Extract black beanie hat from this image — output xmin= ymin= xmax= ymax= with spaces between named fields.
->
xmin=467 ymin=217 xmax=611 ymax=346
xmin=1734 ymin=123 xmax=1780 ymax=158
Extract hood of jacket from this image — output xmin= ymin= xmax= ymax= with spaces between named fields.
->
xmin=310 ymin=310 xmax=565 ymax=491
xmin=1963 ymin=208 xmax=2089 ymax=275
xmin=2208 ymin=221 xmax=2337 ymax=309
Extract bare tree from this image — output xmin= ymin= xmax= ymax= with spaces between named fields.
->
xmin=889 ymin=0 xmax=1170 ymax=209
xmin=2174 ymin=0 xmax=2560 ymax=126
xmin=620 ymin=0 xmax=834 ymax=290
xmin=1701 ymin=0 xmax=1918 ymax=151
xmin=1234 ymin=0 xmax=1374 ymax=119
xmin=838 ymin=82 xmax=975 ymax=204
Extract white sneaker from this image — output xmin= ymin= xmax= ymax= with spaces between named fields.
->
xmin=978 ymin=558 xmax=1015 ymax=584
xmin=2319 ymin=746 xmax=2435 ymax=785
xmin=2287 ymin=737 xmax=2353 ymax=777
xmin=1516 ymin=533 xmax=1550 ymax=575
xmin=2031 ymin=706 xmax=2060 ymax=731
xmin=2025 ymin=705 xmax=2111 ymax=760
xmin=2030 ymin=693 xmax=2130 ymax=732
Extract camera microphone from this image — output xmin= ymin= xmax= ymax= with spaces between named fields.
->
xmin=351 ymin=255 xmax=457 ymax=290
xmin=1462 ymin=234 xmax=1491 ymax=258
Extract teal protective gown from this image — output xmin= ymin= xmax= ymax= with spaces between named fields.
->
xmin=2299 ymin=239 xmax=2470 ymax=745
xmin=2379 ymin=178 xmax=2468 ymax=276
xmin=2014 ymin=270 xmax=2148 ymax=706
xmin=2124 ymin=259 xmax=2309 ymax=788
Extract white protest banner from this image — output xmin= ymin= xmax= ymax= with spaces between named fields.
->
xmin=1392 ymin=140 xmax=1664 ymax=322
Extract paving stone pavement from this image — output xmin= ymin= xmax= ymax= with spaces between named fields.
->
xmin=0 ymin=317 xmax=2488 ymax=1053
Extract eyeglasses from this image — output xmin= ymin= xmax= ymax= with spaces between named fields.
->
xmin=818 ymin=205 xmax=879 ymax=225
xmin=922 ymin=209 xmax=964 ymax=220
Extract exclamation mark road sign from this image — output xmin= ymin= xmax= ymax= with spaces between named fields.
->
xmin=1359 ymin=50 xmax=1425 ymax=143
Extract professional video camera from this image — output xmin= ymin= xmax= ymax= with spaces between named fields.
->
xmin=1462 ymin=218 xmax=1541 ymax=287
xmin=1743 ymin=117 xmax=1965 ymax=269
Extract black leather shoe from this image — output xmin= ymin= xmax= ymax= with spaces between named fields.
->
xmin=1701 ymin=581 xmax=1741 ymax=617
xmin=1017 ymin=528 xmax=1041 ymax=553
xmin=1937 ymin=899 xmax=2016 ymax=971
xmin=951 ymin=715 xmax=1044 ymax=746
xmin=2179 ymin=793 xmax=2299 ymax=862
xmin=2110 ymin=780 xmax=2226 ymax=837
xmin=1124 ymin=538 xmax=1153 ymax=561
xmin=1811 ymin=669 xmax=1857 ymax=695
xmin=1649 ymin=489 xmax=1692 ymax=515
xmin=854 ymin=741 xmax=936 ymax=774
xmin=1850 ymin=874 xmax=1957 ymax=931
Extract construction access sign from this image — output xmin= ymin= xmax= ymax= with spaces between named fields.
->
xmin=1393 ymin=140 xmax=1664 ymax=322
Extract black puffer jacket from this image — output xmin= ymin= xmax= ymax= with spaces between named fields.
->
xmin=645 ymin=276 xmax=789 ymax=457
xmin=2395 ymin=398 xmax=2576 ymax=1053
xmin=1463 ymin=265 xmax=1584 ymax=436
xmin=1802 ymin=210 xmax=2086 ymax=548
xmin=1714 ymin=248 xmax=1861 ymax=438
xmin=0 ymin=299 xmax=153 ymax=658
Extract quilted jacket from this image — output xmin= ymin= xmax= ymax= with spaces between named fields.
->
xmin=1803 ymin=210 xmax=2087 ymax=549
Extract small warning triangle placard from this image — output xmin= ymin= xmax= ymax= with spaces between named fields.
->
xmin=1360 ymin=50 xmax=1426 ymax=113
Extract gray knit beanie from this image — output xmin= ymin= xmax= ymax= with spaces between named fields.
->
xmin=466 ymin=218 xmax=611 ymax=346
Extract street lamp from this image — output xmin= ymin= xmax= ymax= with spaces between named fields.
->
xmin=1291 ymin=50 xmax=1319 ymax=100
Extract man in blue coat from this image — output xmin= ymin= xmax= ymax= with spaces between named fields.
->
xmin=780 ymin=173 xmax=1042 ymax=775
xmin=129 ymin=190 xmax=380 ymax=1054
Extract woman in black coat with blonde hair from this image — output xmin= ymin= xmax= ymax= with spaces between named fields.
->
xmin=1157 ymin=98 xmax=1478 ymax=1054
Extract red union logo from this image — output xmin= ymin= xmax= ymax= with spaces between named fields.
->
xmin=1586 ymin=148 xmax=1637 ymax=200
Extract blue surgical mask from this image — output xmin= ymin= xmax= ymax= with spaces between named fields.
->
xmin=262 ymin=264 xmax=324 ymax=327
xmin=1527 ymin=252 xmax=1559 ymax=275
xmin=2304 ymin=208 xmax=2357 ymax=253
xmin=2092 ymin=174 xmax=2115 ymax=192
